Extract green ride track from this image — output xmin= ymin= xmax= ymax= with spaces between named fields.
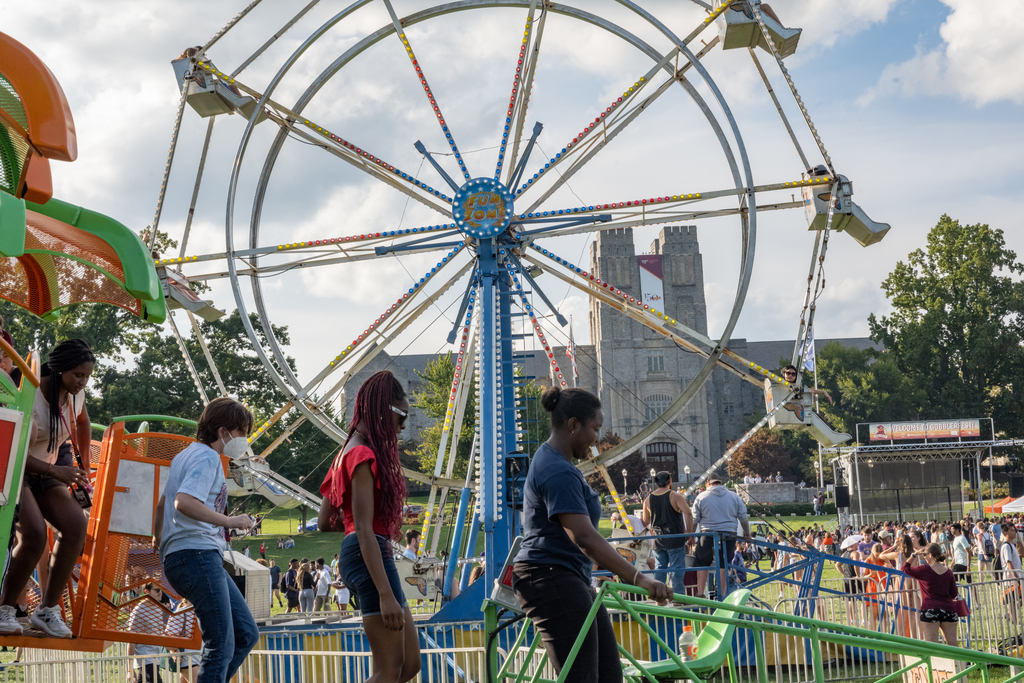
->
xmin=489 ymin=584 xmax=1024 ymax=683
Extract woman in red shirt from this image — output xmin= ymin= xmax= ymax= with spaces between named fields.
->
xmin=319 ymin=371 xmax=420 ymax=682
xmin=902 ymin=543 xmax=960 ymax=646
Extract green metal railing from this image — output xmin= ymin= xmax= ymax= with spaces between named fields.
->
xmin=493 ymin=583 xmax=1024 ymax=683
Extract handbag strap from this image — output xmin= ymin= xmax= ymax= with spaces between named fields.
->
xmin=58 ymin=395 xmax=88 ymax=472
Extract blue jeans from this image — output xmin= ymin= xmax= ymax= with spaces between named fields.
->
xmin=652 ymin=546 xmax=688 ymax=595
xmin=163 ymin=549 xmax=259 ymax=683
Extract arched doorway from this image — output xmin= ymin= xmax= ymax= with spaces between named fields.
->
xmin=646 ymin=442 xmax=679 ymax=480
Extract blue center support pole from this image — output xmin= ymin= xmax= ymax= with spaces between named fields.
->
xmin=478 ymin=236 xmax=510 ymax=593
xmin=498 ymin=261 xmax=520 ymax=553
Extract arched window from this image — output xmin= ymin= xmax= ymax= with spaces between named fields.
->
xmin=643 ymin=394 xmax=674 ymax=424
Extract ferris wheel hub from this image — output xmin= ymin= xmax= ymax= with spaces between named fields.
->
xmin=452 ymin=177 xmax=514 ymax=240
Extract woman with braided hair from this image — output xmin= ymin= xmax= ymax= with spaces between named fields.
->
xmin=319 ymin=370 xmax=420 ymax=683
xmin=0 ymin=339 xmax=94 ymax=638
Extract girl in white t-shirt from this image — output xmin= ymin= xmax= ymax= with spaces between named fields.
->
xmin=0 ymin=340 xmax=95 ymax=638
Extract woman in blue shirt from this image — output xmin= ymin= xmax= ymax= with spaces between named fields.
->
xmin=513 ymin=387 xmax=670 ymax=683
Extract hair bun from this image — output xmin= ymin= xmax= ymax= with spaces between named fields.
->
xmin=540 ymin=386 xmax=561 ymax=413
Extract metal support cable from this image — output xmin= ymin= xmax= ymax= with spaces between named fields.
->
xmin=178 ymin=117 xmax=216 ymax=262
xmin=683 ymin=390 xmax=793 ymax=495
xmin=748 ymin=1 xmax=835 ymax=176
xmin=149 ymin=72 xmax=190 ymax=251
xmin=795 ymin=181 xmax=839 ymax=371
xmin=200 ymin=0 xmax=264 ymax=55
xmin=748 ymin=47 xmax=810 ymax=171
xmin=186 ymin=310 xmax=228 ymax=397
xmin=230 ymin=0 xmax=321 ymax=78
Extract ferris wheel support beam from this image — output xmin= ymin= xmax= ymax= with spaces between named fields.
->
xmin=314 ymin=262 xmax=475 ymax=412
xmin=520 ymin=75 xmax=677 ymax=215
xmin=275 ymin=115 xmax=453 ymax=215
xmin=507 ymin=253 xmax=567 ymax=327
xmin=294 ymin=252 xmax=470 ymax=402
xmin=423 ymin=320 xmax=477 ymax=558
xmin=508 ymin=122 xmax=543 ymax=192
xmin=186 ymin=310 xmax=229 ymax=398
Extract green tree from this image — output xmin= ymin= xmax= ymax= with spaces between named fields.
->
xmin=869 ymin=215 xmax=1024 ymax=435
xmin=812 ymin=342 xmax=926 ymax=436
xmin=586 ymin=431 xmax=648 ymax=495
xmin=725 ymin=429 xmax=794 ymax=481
xmin=413 ymin=352 xmax=476 ymax=478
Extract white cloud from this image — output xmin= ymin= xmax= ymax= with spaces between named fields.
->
xmin=860 ymin=0 xmax=1024 ymax=106
xmin=780 ymin=0 xmax=903 ymax=48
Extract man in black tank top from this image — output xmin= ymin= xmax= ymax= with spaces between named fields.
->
xmin=642 ymin=471 xmax=694 ymax=598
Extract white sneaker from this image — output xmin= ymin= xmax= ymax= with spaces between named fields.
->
xmin=29 ymin=605 xmax=72 ymax=638
xmin=0 ymin=605 xmax=23 ymax=635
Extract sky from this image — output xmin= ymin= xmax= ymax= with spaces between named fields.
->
xmin=6 ymin=0 xmax=1024 ymax=391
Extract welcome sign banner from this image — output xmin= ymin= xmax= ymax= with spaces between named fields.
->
xmin=868 ymin=419 xmax=981 ymax=441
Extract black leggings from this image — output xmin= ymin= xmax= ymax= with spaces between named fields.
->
xmin=512 ymin=563 xmax=621 ymax=683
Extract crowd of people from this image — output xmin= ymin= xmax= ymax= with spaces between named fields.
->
xmin=270 ymin=555 xmax=352 ymax=613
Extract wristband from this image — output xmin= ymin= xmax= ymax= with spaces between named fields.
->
xmin=633 ymin=568 xmax=641 ymax=585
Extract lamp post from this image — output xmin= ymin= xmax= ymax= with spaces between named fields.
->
xmin=621 ymin=468 xmax=628 ymax=495
xmin=813 ymin=460 xmax=820 ymax=490
xmin=650 ymin=468 xmax=656 ymax=488
xmin=684 ymin=465 xmax=691 ymax=488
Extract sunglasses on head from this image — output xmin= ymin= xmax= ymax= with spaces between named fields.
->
xmin=391 ymin=405 xmax=408 ymax=424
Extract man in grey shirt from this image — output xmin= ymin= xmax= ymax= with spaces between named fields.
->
xmin=692 ymin=478 xmax=750 ymax=599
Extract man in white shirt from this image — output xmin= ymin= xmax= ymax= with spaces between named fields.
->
xmin=403 ymin=529 xmax=421 ymax=561
xmin=999 ymin=523 xmax=1022 ymax=579
xmin=313 ymin=557 xmax=332 ymax=611
xmin=743 ymin=475 xmax=751 ymax=485
xmin=950 ymin=523 xmax=972 ymax=583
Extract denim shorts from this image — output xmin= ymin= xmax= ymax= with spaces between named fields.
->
xmin=337 ymin=533 xmax=407 ymax=616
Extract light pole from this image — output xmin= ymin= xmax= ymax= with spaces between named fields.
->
xmin=650 ymin=468 xmax=656 ymax=487
xmin=684 ymin=465 xmax=691 ymax=489
xmin=813 ymin=460 xmax=820 ymax=490
xmin=621 ymin=468 xmax=628 ymax=495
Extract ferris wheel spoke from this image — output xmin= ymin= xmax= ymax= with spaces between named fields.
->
xmin=382 ymin=0 xmax=472 ymax=182
xmin=497 ymin=1 xmax=547 ymax=183
xmin=521 ymin=246 xmax=775 ymax=388
xmin=280 ymin=114 xmax=453 ymax=216
xmin=190 ymin=60 xmax=453 ymax=215
xmin=520 ymin=76 xmax=677 ymax=215
xmin=512 ymin=45 xmax=679 ymax=207
xmin=182 ymin=238 xmax=463 ymax=283
xmin=316 ymin=262 xmax=475 ymax=408
xmin=293 ymin=245 xmax=471 ymax=400
xmin=512 ymin=175 xmax=831 ymax=238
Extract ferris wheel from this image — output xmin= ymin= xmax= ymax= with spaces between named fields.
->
xmin=153 ymin=0 xmax=890 ymax=605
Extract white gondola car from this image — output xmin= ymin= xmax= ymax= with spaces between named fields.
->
xmin=609 ymin=527 xmax=653 ymax=571
xmin=802 ymin=170 xmax=891 ymax=247
xmin=716 ymin=1 xmax=801 ymax=58
xmin=763 ymin=379 xmax=851 ymax=448
xmin=171 ymin=54 xmax=268 ymax=123
xmin=394 ymin=553 xmax=443 ymax=603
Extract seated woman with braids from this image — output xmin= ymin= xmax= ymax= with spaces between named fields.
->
xmin=319 ymin=370 xmax=421 ymax=683
xmin=0 ymin=339 xmax=95 ymax=638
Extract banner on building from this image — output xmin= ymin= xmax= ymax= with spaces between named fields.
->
xmin=637 ymin=255 xmax=664 ymax=308
xmin=868 ymin=419 xmax=982 ymax=441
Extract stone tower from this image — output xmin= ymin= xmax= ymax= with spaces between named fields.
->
xmin=586 ymin=226 xmax=718 ymax=483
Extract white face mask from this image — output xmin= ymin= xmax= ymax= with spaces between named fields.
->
xmin=220 ymin=433 xmax=249 ymax=459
